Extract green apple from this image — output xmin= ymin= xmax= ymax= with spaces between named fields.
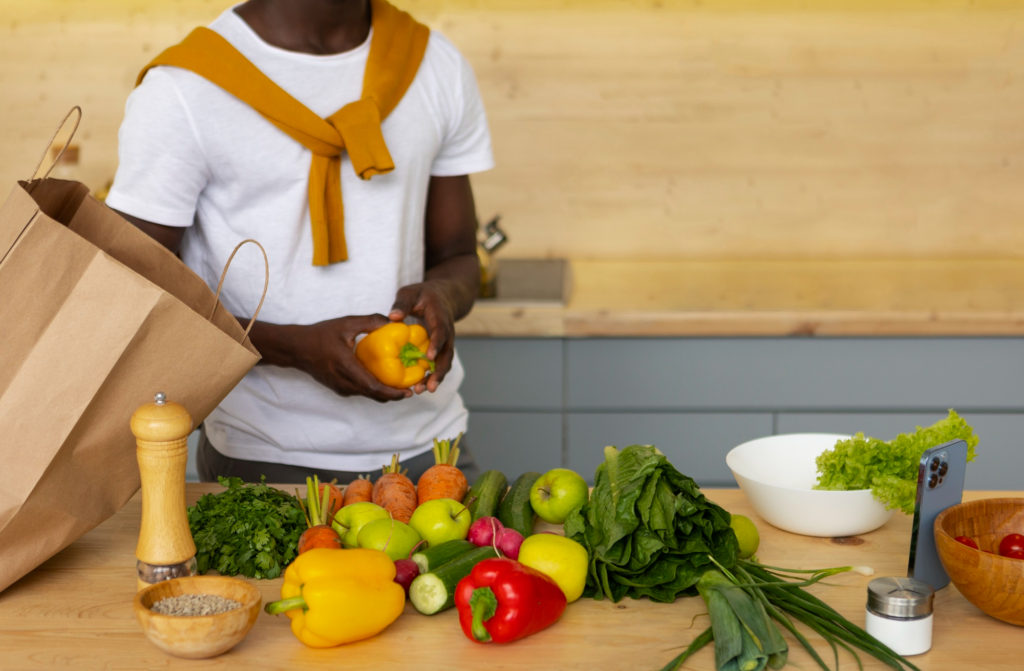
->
xmin=332 ymin=501 xmax=389 ymax=548
xmin=517 ymin=532 xmax=588 ymax=602
xmin=357 ymin=517 xmax=423 ymax=561
xmin=529 ymin=467 xmax=589 ymax=524
xmin=408 ymin=497 xmax=471 ymax=547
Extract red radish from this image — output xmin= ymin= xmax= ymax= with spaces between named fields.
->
xmin=393 ymin=558 xmax=420 ymax=594
xmin=496 ymin=527 xmax=524 ymax=559
xmin=467 ymin=516 xmax=504 ymax=547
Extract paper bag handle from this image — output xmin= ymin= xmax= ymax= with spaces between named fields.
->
xmin=30 ymin=106 xmax=82 ymax=183
xmin=210 ymin=239 xmax=269 ymax=341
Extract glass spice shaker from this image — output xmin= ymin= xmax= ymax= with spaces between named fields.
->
xmin=865 ymin=577 xmax=935 ymax=656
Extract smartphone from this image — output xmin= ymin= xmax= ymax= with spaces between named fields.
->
xmin=907 ymin=439 xmax=968 ymax=590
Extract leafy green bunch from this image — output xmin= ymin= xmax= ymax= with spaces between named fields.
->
xmin=814 ymin=409 xmax=978 ymax=514
xmin=563 ymin=444 xmax=739 ymax=603
xmin=566 ymin=443 xmax=921 ymax=671
xmin=188 ymin=476 xmax=306 ymax=579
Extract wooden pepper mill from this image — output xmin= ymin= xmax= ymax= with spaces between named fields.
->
xmin=131 ymin=392 xmax=197 ymax=591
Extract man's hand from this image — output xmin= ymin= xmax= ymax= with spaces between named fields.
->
xmin=250 ymin=315 xmax=414 ymax=402
xmin=389 ymin=281 xmax=462 ymax=393
xmin=392 ymin=175 xmax=482 ymax=393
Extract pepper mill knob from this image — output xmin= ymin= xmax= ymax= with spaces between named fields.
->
xmin=131 ymin=392 xmax=197 ymax=590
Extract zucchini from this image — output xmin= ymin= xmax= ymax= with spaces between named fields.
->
xmin=497 ymin=471 xmax=541 ymax=537
xmin=409 ymin=545 xmax=499 ymax=615
xmin=411 ymin=539 xmax=475 ymax=574
xmin=463 ymin=469 xmax=508 ymax=521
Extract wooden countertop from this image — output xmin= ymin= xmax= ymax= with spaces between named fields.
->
xmin=2 ymin=485 xmax=1022 ymax=669
xmin=457 ymin=258 xmax=1024 ymax=337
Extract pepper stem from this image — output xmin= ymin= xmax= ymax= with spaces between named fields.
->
xmin=398 ymin=343 xmax=435 ymax=371
xmin=469 ymin=587 xmax=498 ymax=642
xmin=264 ymin=595 xmax=307 ymax=616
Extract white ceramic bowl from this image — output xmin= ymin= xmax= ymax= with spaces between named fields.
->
xmin=726 ymin=433 xmax=894 ymax=537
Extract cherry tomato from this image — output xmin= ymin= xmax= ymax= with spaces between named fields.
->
xmin=998 ymin=533 xmax=1024 ymax=558
xmin=954 ymin=535 xmax=979 ymax=550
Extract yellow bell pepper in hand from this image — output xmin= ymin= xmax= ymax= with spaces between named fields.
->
xmin=264 ymin=548 xmax=405 ymax=648
xmin=355 ymin=322 xmax=435 ymax=388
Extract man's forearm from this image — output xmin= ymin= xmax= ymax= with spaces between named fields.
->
xmin=237 ymin=319 xmax=308 ymax=368
xmin=424 ymin=251 xmax=480 ymax=322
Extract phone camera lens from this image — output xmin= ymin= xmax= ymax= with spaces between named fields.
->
xmin=930 ymin=458 xmax=940 ymax=472
xmin=928 ymin=473 xmax=939 ymax=488
xmin=939 ymin=461 xmax=948 ymax=476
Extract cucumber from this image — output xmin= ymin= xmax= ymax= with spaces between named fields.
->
xmin=411 ymin=539 xmax=475 ymax=574
xmin=497 ymin=471 xmax=541 ymax=537
xmin=463 ymin=469 xmax=508 ymax=521
xmin=409 ymin=545 xmax=499 ymax=615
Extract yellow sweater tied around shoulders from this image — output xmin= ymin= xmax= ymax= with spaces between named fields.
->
xmin=136 ymin=0 xmax=430 ymax=265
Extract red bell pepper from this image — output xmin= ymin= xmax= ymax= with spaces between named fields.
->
xmin=454 ymin=557 xmax=567 ymax=644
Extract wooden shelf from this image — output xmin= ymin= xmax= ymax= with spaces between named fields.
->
xmin=458 ymin=258 xmax=1024 ymax=337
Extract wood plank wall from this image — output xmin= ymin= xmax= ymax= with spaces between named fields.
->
xmin=3 ymin=1 xmax=1023 ymax=260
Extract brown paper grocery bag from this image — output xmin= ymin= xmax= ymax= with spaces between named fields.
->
xmin=0 ymin=112 xmax=264 ymax=593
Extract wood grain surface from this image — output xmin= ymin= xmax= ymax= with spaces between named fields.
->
xmin=3 ymin=0 xmax=1024 ymax=262
xmin=1 ymin=485 xmax=1021 ymax=669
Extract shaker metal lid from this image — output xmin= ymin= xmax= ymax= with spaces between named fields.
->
xmin=867 ymin=577 xmax=935 ymax=618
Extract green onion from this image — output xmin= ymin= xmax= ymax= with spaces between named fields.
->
xmin=659 ymin=627 xmax=713 ymax=671
xmin=662 ymin=557 xmax=921 ymax=671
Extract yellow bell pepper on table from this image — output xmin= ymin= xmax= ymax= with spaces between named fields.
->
xmin=264 ymin=548 xmax=405 ymax=648
xmin=355 ymin=322 xmax=436 ymax=388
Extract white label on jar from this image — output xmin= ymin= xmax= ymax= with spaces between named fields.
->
xmin=865 ymin=609 xmax=933 ymax=656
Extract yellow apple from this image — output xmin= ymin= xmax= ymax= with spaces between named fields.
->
xmin=517 ymin=533 xmax=588 ymax=602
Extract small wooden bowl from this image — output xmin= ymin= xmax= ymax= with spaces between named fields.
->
xmin=134 ymin=575 xmax=262 ymax=658
xmin=934 ymin=497 xmax=1024 ymax=626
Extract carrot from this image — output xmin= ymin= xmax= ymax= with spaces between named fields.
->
xmin=372 ymin=454 xmax=418 ymax=523
xmin=343 ymin=474 xmax=374 ymax=506
xmin=297 ymin=475 xmax=343 ymax=554
xmin=416 ymin=434 xmax=469 ymax=505
xmin=318 ymin=479 xmax=345 ymax=518
xmin=297 ymin=525 xmax=343 ymax=554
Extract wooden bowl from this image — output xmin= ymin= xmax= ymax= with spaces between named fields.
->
xmin=133 ymin=575 xmax=262 ymax=658
xmin=934 ymin=497 xmax=1024 ymax=626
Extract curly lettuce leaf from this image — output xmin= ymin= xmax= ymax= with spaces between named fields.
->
xmin=814 ymin=409 xmax=978 ymax=514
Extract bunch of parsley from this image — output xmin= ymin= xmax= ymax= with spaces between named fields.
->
xmin=187 ymin=476 xmax=306 ymax=579
xmin=814 ymin=409 xmax=978 ymax=514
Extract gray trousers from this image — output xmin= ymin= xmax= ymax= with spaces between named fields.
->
xmin=196 ymin=428 xmax=480 ymax=485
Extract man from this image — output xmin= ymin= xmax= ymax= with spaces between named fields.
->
xmin=106 ymin=0 xmax=492 ymax=483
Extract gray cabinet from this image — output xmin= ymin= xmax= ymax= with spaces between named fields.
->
xmin=458 ymin=336 xmax=1024 ymax=490
xmin=457 ymin=338 xmax=565 ymax=479
xmin=566 ymin=412 xmax=772 ymax=487
xmin=465 ymin=411 xmax=563 ymax=479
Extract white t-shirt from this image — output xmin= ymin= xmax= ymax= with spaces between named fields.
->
xmin=106 ymin=7 xmax=494 ymax=471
